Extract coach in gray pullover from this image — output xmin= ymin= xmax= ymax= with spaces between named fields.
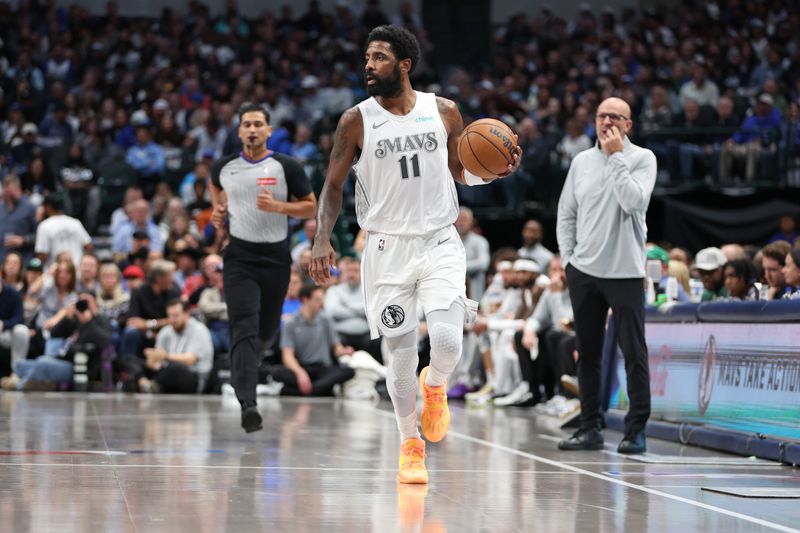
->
xmin=556 ymin=97 xmax=656 ymax=455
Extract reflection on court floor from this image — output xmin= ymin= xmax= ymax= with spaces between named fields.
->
xmin=0 ymin=393 xmax=797 ymax=532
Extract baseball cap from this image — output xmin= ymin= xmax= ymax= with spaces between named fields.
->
xmin=132 ymin=230 xmax=150 ymax=240
xmin=758 ymin=93 xmax=774 ymax=106
xmin=123 ymin=265 xmax=145 ymax=280
xmin=176 ymin=247 xmax=203 ymax=261
xmin=130 ymin=110 xmax=150 ymax=126
xmin=300 ymin=75 xmax=319 ymax=89
xmin=21 ymin=122 xmax=37 ymax=135
xmin=27 ymin=257 xmax=43 ymax=271
xmin=693 ymin=247 xmax=727 ymax=271
xmin=646 ymin=246 xmax=670 ymax=265
xmin=153 ymin=98 xmax=169 ymax=111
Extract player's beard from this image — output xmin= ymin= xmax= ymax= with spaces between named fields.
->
xmin=366 ymin=65 xmax=402 ymax=98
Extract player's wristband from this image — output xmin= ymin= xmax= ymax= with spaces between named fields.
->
xmin=463 ymin=169 xmax=493 ymax=186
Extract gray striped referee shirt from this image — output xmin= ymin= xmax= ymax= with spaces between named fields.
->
xmin=211 ymin=152 xmax=312 ymax=243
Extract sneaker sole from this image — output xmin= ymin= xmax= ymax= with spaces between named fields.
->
xmin=396 ymin=473 xmax=429 ymax=484
xmin=557 ymin=442 xmax=604 ymax=451
xmin=560 ymin=376 xmax=581 ymax=397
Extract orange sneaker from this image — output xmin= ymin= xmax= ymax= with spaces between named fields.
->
xmin=419 ymin=366 xmax=450 ymax=442
xmin=397 ymin=438 xmax=428 ymax=484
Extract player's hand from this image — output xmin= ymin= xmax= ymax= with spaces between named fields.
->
xmin=309 ymin=238 xmax=336 ymax=285
xmin=498 ymin=135 xmax=523 ymax=177
xmin=296 ymin=369 xmax=313 ymax=395
xmin=256 ymin=187 xmax=282 ymax=213
xmin=211 ymin=203 xmax=227 ymax=230
xmin=471 ymin=317 xmax=488 ymax=334
xmin=600 ymin=126 xmax=624 ymax=155
xmin=522 ymin=329 xmax=537 ymax=351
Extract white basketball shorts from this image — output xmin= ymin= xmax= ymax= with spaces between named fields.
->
xmin=361 ymin=225 xmax=473 ymax=339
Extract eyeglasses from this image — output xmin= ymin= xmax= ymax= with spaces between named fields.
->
xmin=595 ymin=112 xmax=629 ymax=122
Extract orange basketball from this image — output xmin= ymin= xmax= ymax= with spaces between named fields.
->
xmin=457 ymin=118 xmax=517 ymax=180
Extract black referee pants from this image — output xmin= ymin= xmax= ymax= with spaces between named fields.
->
xmin=270 ymin=363 xmax=355 ymax=397
xmin=565 ymin=264 xmax=650 ymax=436
xmin=223 ymin=238 xmax=291 ymax=406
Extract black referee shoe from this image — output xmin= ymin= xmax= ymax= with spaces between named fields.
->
xmin=241 ymin=405 xmax=263 ymax=433
xmin=558 ymin=427 xmax=604 ymax=451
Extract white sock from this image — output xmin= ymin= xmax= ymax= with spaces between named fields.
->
xmin=425 ymin=366 xmax=448 ymax=388
xmin=397 ymin=411 xmax=420 ymax=441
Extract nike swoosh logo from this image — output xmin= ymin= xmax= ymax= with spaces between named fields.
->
xmin=373 ymin=120 xmax=389 ymax=129
xmin=437 ymin=237 xmax=451 ymax=246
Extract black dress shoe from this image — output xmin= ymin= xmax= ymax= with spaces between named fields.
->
xmin=617 ymin=431 xmax=646 ymax=454
xmin=558 ymin=427 xmax=604 ymax=451
xmin=241 ymin=406 xmax=263 ymax=433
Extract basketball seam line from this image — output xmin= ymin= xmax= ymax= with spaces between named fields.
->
xmin=466 ymin=133 xmax=499 ymax=176
xmin=471 ymin=130 xmax=514 ymax=165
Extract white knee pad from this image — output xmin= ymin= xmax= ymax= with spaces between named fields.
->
xmin=429 ymin=322 xmax=462 ymax=360
xmin=387 ymin=346 xmax=419 ymax=416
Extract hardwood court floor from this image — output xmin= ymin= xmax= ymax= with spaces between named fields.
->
xmin=0 ymin=392 xmax=798 ymax=532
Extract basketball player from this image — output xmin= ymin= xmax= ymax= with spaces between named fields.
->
xmin=309 ymin=25 xmax=522 ymax=483
xmin=210 ymin=102 xmax=316 ymax=433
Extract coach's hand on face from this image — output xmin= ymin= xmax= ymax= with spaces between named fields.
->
xmin=256 ymin=187 xmax=282 ymax=213
xmin=599 ymin=125 xmax=625 ymax=155
xmin=309 ymin=238 xmax=335 ymax=285
xmin=211 ymin=203 xmax=227 ymax=230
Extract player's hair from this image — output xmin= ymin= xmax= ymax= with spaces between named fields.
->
xmin=790 ymin=248 xmax=800 ymax=270
xmin=761 ymin=241 xmax=791 ymax=266
xmin=166 ymin=298 xmax=188 ymax=312
xmin=299 ymin=284 xmax=323 ymax=301
xmin=725 ymin=258 xmax=756 ymax=284
xmin=367 ymin=25 xmax=421 ymax=74
xmin=237 ymin=102 xmax=271 ymax=124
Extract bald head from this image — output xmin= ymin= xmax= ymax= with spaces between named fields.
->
xmin=598 ymin=97 xmax=631 ymax=119
xmin=596 ymin=96 xmax=633 ymax=139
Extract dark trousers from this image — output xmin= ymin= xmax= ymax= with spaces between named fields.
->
xmin=117 ymin=355 xmax=198 ymax=394
xmin=339 ymin=332 xmax=383 ymax=364
xmin=271 ymin=363 xmax=355 ymax=396
xmin=544 ymin=329 xmax=578 ymax=396
xmin=120 ymin=327 xmax=155 ymax=359
xmin=514 ymin=329 xmax=576 ymax=400
xmin=223 ymin=237 xmax=291 ymax=406
xmin=566 ymin=264 xmax=650 ymax=435
xmin=513 ymin=330 xmax=542 ymax=402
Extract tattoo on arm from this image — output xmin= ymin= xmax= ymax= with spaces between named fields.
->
xmin=331 ymin=111 xmax=353 ymax=163
xmin=317 ymin=109 xmax=359 ymax=242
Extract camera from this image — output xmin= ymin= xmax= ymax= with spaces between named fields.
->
xmin=75 ymin=299 xmax=89 ymax=313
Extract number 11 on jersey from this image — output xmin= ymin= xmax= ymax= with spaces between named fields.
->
xmin=398 ymin=154 xmax=421 ymax=179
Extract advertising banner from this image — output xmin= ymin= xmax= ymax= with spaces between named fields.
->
xmin=609 ymin=323 xmax=800 ymax=441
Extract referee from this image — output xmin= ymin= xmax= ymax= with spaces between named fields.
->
xmin=210 ymin=102 xmax=316 ymax=433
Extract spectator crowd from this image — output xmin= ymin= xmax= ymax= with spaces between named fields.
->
xmin=1 ymin=0 xmax=800 ymax=401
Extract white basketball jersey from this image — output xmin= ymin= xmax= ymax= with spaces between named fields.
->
xmin=353 ymin=91 xmax=459 ymax=235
